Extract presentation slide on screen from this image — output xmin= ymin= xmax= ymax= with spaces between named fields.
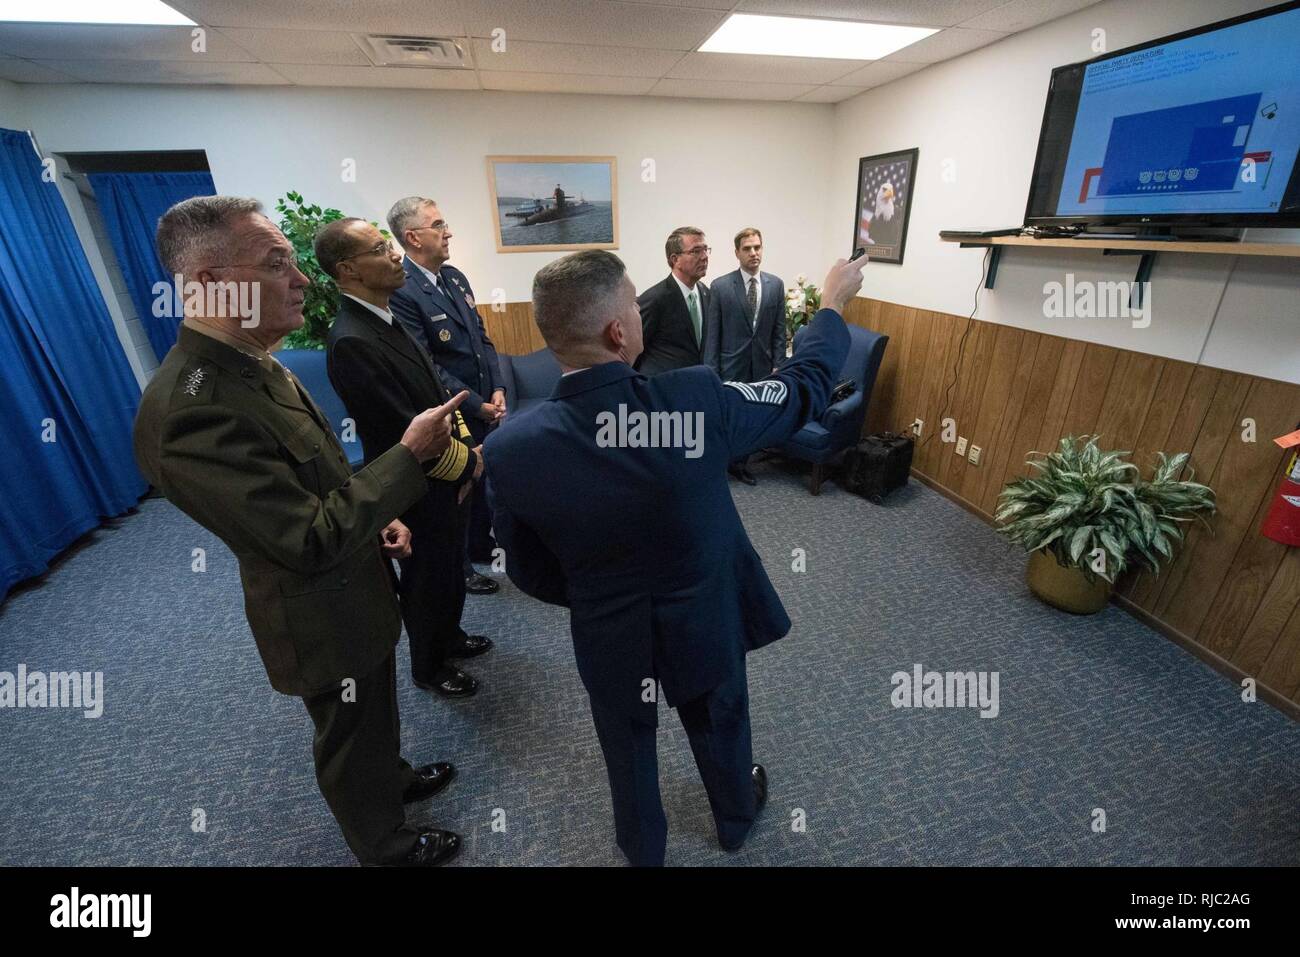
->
xmin=1055 ymin=7 xmax=1300 ymax=216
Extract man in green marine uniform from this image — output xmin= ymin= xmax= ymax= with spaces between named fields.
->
xmin=133 ymin=196 xmax=467 ymax=866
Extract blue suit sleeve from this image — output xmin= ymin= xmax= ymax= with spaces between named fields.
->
xmin=484 ymin=467 xmax=568 ymax=608
xmin=714 ymin=307 xmax=849 ymax=459
xmin=464 ymin=281 xmax=504 ymax=396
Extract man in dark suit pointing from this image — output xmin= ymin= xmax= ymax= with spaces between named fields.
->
xmin=634 ymin=226 xmax=712 ymax=376
xmin=484 ymin=249 xmax=865 ymax=865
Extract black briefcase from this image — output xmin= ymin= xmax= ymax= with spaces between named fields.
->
xmin=841 ymin=432 xmax=914 ymax=503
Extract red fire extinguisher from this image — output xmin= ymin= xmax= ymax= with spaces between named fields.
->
xmin=1261 ymin=424 xmax=1300 ymax=547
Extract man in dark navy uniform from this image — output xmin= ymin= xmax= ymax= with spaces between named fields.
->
xmin=483 ymin=250 xmax=864 ymax=866
xmin=388 ymin=196 xmax=503 ymax=596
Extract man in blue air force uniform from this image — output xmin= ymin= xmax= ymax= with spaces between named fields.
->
xmin=388 ymin=196 xmax=504 ymax=595
xmin=483 ymin=250 xmax=864 ymax=865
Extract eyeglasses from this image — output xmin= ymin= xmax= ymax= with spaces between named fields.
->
xmin=411 ymin=220 xmax=450 ymax=234
xmin=208 ymin=252 xmax=300 ymax=275
xmin=681 ymin=245 xmax=710 ymax=257
xmin=339 ymin=240 xmax=394 ymax=263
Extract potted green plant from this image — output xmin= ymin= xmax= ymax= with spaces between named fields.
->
xmin=784 ymin=274 xmax=821 ymax=349
xmin=274 ymin=191 xmax=392 ymax=351
xmin=995 ymin=435 xmax=1216 ymax=614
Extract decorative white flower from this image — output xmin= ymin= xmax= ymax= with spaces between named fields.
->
xmin=795 ymin=273 xmax=807 ymax=285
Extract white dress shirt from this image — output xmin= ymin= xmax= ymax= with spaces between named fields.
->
xmin=342 ymin=293 xmax=395 ymax=325
xmin=671 ymin=272 xmax=701 ymax=310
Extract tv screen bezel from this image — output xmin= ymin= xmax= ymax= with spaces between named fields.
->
xmin=1023 ymin=0 xmax=1300 ymax=229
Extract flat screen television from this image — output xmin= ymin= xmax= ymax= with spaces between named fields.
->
xmin=1024 ymin=0 xmax=1300 ymax=231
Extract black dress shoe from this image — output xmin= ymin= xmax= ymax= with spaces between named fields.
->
xmin=402 ymin=762 xmax=456 ymax=803
xmin=465 ymin=572 xmax=499 ymax=595
xmin=721 ymin=765 xmax=769 ymax=853
xmin=448 ymin=634 xmax=493 ymax=659
xmin=401 ymin=828 xmax=461 ymax=867
xmin=728 ymin=464 xmax=758 ymax=486
xmin=414 ymin=666 xmax=478 ymax=697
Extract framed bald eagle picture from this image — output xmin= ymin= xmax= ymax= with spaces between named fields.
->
xmin=853 ymin=148 xmax=917 ymax=265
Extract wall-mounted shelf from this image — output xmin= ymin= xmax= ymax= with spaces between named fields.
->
xmin=940 ymin=233 xmax=1300 ymax=307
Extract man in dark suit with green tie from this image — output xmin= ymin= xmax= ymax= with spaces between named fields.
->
xmin=133 ymin=196 xmax=465 ymax=866
xmin=634 ymin=226 xmax=712 ymax=376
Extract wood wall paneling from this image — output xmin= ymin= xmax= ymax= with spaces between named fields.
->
xmin=479 ymin=294 xmax=1300 ymax=711
xmin=842 ymin=297 xmax=1300 ymax=712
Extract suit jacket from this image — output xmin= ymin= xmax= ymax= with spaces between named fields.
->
xmin=634 ymin=274 xmax=712 ymax=376
xmin=390 ymin=258 xmax=503 ymax=423
xmin=133 ymin=324 xmax=428 ymax=697
xmin=483 ymin=307 xmax=850 ymax=723
xmin=704 ymin=269 xmax=787 ymax=382
xmin=325 ymin=296 xmax=477 ymax=525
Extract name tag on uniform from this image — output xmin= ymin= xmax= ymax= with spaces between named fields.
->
xmin=429 ymin=313 xmax=448 ymax=322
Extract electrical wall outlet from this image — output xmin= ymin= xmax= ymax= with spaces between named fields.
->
xmin=955 ymin=436 xmax=968 ymax=456
xmin=969 ymin=445 xmax=982 ymax=465
xmin=911 ymin=418 xmax=923 ymax=438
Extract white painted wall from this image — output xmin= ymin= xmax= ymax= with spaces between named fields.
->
xmin=15 ymin=82 xmax=834 ymax=306
xmin=0 ymin=78 xmax=22 ymax=125
xmin=829 ymin=0 xmax=1300 ymax=385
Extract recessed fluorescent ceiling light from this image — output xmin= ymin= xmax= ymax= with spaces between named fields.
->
xmin=700 ymin=14 xmax=937 ymax=60
xmin=0 ymin=0 xmax=194 ymax=25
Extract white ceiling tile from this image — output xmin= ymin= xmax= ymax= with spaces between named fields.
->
xmin=959 ymin=0 xmax=1100 ymax=32
xmin=647 ymin=77 xmax=817 ymax=100
xmin=613 ymin=0 xmax=732 ymax=7
xmin=794 ymin=84 xmax=867 ymax=102
xmin=461 ymin=0 xmax=726 ymax=50
xmin=667 ymin=51 xmax=872 ymax=84
xmin=880 ymin=26 xmax=1006 ymax=62
xmin=213 ymin=28 xmax=372 ymax=65
xmin=829 ymin=58 xmax=926 ymax=86
xmin=479 ymin=71 xmax=658 ymax=94
xmin=0 ymin=23 xmax=255 ymax=61
xmin=167 ymin=0 xmax=471 ymax=35
xmin=734 ymin=0 xmax=1008 ymax=28
xmin=35 ymin=58 xmax=290 ymax=85
xmin=273 ymin=63 xmax=479 ymax=88
xmin=0 ymin=58 xmax=80 ymax=83
xmin=469 ymin=37 xmax=681 ymax=76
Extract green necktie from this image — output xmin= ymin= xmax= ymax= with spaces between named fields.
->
xmin=688 ymin=290 xmax=702 ymax=344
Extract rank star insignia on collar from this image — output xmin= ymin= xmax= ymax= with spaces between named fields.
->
xmin=183 ymin=367 xmax=205 ymax=396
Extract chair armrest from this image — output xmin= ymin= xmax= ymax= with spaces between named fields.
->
xmin=824 ymin=391 xmax=862 ymax=426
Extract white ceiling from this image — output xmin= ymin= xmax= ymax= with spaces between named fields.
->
xmin=0 ymin=0 xmax=1101 ymax=101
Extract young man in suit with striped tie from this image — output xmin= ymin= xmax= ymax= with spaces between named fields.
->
xmin=704 ymin=228 xmax=788 ymax=485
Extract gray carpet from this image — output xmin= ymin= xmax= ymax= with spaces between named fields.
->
xmin=1 ymin=461 xmax=1297 ymax=866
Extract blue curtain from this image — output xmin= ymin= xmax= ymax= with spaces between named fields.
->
xmin=0 ymin=127 xmax=148 ymax=602
xmin=88 ymin=170 xmax=216 ymax=360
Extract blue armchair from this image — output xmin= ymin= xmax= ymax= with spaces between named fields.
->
xmin=498 ymin=347 xmax=562 ymax=422
xmin=275 ymin=348 xmax=366 ymax=469
xmin=776 ymin=324 xmax=888 ymax=495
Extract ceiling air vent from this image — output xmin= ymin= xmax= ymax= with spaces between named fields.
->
xmin=357 ymin=35 xmax=469 ymax=69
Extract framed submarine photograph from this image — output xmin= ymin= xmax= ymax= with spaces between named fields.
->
xmin=486 ymin=155 xmax=619 ymax=253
